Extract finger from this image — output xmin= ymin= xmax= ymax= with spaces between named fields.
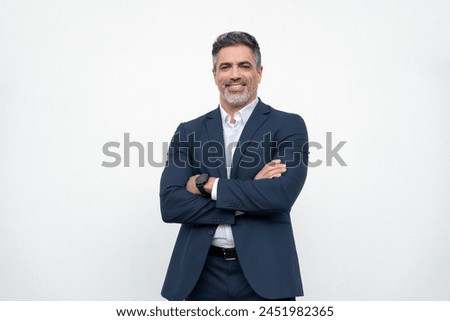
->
xmin=266 ymin=164 xmax=286 ymax=174
xmin=267 ymin=159 xmax=281 ymax=167
xmin=269 ymin=167 xmax=287 ymax=176
xmin=186 ymin=174 xmax=199 ymax=187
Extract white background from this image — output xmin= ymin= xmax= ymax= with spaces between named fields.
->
xmin=1 ymin=0 xmax=449 ymax=300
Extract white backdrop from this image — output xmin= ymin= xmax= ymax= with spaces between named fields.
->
xmin=1 ymin=0 xmax=449 ymax=300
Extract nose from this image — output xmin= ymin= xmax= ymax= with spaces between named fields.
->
xmin=230 ymin=66 xmax=241 ymax=80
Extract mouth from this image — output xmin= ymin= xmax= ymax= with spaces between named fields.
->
xmin=225 ymin=82 xmax=246 ymax=91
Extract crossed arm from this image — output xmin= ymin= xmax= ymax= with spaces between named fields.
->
xmin=185 ymin=159 xmax=287 ymax=195
xmin=160 ymin=158 xmax=290 ymax=225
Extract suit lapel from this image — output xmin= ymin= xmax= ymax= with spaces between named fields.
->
xmin=231 ymin=101 xmax=270 ymax=179
xmin=205 ymin=107 xmax=227 ymax=178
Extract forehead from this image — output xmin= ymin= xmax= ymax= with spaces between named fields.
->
xmin=215 ymin=44 xmax=256 ymax=65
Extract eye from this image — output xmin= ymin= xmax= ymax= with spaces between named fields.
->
xmin=240 ymin=63 xmax=252 ymax=69
xmin=220 ymin=64 xmax=231 ymax=70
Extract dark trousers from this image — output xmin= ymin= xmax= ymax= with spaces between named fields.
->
xmin=186 ymin=255 xmax=295 ymax=301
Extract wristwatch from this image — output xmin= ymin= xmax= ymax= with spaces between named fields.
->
xmin=195 ymin=174 xmax=210 ymax=195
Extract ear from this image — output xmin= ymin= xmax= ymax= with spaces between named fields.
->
xmin=212 ymin=67 xmax=219 ymax=85
xmin=257 ymin=65 xmax=263 ymax=82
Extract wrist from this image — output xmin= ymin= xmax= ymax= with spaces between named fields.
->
xmin=204 ymin=177 xmax=216 ymax=194
xmin=195 ymin=174 xmax=209 ymax=195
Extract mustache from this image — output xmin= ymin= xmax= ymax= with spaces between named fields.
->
xmin=225 ymin=80 xmax=247 ymax=86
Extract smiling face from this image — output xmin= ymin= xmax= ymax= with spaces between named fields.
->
xmin=213 ymin=44 xmax=263 ymax=113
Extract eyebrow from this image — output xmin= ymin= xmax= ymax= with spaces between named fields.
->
xmin=218 ymin=61 xmax=254 ymax=68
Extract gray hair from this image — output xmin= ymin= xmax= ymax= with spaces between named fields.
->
xmin=212 ymin=31 xmax=261 ymax=70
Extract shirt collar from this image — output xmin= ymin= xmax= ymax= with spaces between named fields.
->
xmin=219 ymin=97 xmax=259 ymax=126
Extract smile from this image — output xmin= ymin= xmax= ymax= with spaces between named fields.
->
xmin=225 ymin=83 xmax=246 ymax=90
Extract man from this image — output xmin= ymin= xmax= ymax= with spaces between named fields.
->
xmin=160 ymin=31 xmax=308 ymax=300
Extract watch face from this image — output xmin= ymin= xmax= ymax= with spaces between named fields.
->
xmin=196 ymin=174 xmax=209 ymax=185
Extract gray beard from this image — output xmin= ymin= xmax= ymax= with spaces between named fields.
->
xmin=223 ymin=89 xmax=254 ymax=107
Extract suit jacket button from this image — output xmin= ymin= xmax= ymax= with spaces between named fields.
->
xmin=207 ymin=230 xmax=214 ymax=235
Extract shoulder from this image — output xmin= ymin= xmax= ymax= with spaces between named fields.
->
xmin=170 ymin=108 xmax=218 ymax=137
xmin=260 ymin=101 xmax=307 ymax=128
xmin=178 ymin=108 xmax=218 ymax=130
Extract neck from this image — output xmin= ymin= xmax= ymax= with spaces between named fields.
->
xmin=220 ymin=103 xmax=244 ymax=120
xmin=219 ymin=95 xmax=257 ymax=118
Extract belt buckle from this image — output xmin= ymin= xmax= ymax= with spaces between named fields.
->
xmin=222 ymin=248 xmax=237 ymax=261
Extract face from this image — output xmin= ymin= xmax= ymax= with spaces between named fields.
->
xmin=213 ymin=44 xmax=263 ymax=111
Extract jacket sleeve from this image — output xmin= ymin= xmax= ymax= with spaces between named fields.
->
xmin=159 ymin=123 xmax=236 ymax=225
xmin=215 ymin=115 xmax=308 ymax=214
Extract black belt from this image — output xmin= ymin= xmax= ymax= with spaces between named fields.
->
xmin=208 ymin=246 xmax=238 ymax=261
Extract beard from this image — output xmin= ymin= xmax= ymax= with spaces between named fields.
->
xmin=222 ymin=82 xmax=256 ymax=108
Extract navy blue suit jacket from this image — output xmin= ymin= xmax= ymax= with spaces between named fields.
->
xmin=160 ymin=100 xmax=308 ymax=300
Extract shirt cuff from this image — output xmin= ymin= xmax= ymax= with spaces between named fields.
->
xmin=211 ymin=177 xmax=219 ymax=200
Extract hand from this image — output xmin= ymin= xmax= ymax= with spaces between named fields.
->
xmin=186 ymin=175 xmax=201 ymax=195
xmin=254 ymin=159 xmax=287 ymax=180
xmin=186 ymin=175 xmax=217 ymax=195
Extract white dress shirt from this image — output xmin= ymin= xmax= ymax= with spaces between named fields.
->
xmin=210 ymin=98 xmax=259 ymax=248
